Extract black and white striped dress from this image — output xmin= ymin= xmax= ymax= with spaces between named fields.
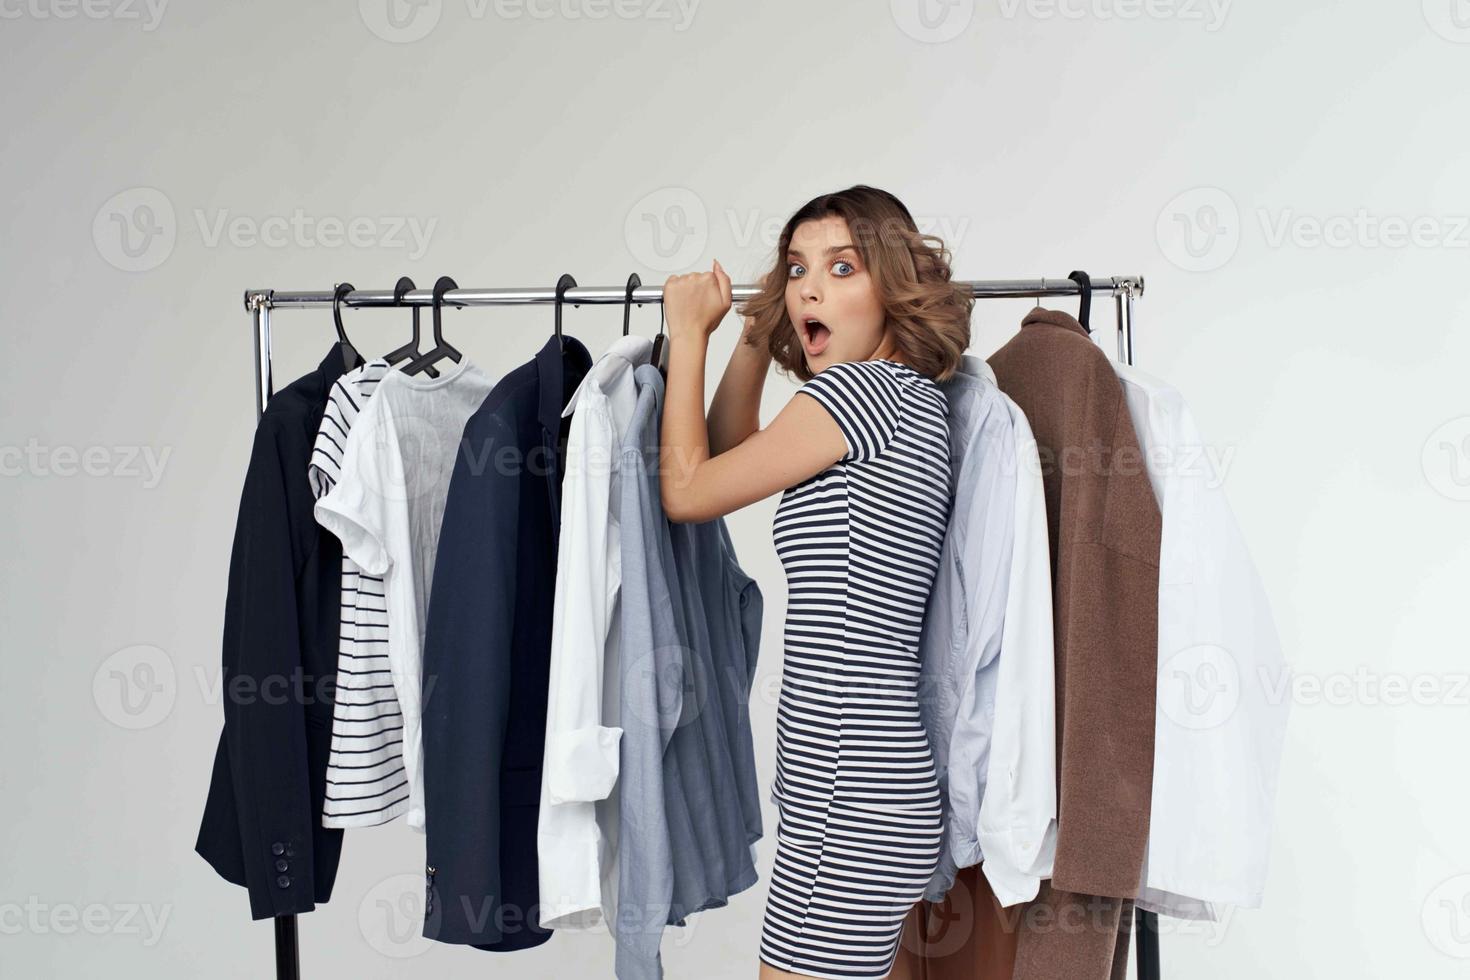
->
xmin=308 ymin=359 xmax=410 ymax=827
xmin=760 ymin=358 xmax=952 ymax=979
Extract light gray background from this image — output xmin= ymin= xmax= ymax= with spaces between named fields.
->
xmin=2 ymin=0 xmax=1468 ymax=977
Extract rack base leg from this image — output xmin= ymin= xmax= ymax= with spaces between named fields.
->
xmin=274 ymin=914 xmax=299 ymax=980
xmin=1136 ymin=909 xmax=1160 ymax=980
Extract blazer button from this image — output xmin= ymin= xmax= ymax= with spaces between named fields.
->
xmin=286 ymin=844 xmax=297 ymax=858
xmin=271 ymin=842 xmax=286 ymax=856
xmin=275 ymin=860 xmax=289 ymax=873
xmin=275 ymin=875 xmax=292 ymax=889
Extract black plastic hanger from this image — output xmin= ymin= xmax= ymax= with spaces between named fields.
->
xmin=651 ymin=285 xmax=668 ymax=378
xmin=331 ymin=283 xmax=361 ymax=371
xmin=624 ymin=271 xmax=667 ymax=376
xmin=622 ymin=273 xmax=641 ymax=337
xmin=382 ymin=276 xmax=438 ymax=378
xmin=553 ymin=273 xmax=577 ymax=353
xmin=403 ymin=276 xmax=464 ymax=375
xmin=1068 ymin=270 xmax=1093 ymax=333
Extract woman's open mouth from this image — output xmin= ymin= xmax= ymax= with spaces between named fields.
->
xmin=801 ymin=317 xmax=832 ymax=356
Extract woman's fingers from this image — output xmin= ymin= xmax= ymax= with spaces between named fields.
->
xmin=664 ymin=262 xmax=733 ymax=337
xmin=713 ymin=258 xmax=732 ymax=306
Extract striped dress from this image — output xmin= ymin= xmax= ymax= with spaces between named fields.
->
xmin=760 ymin=358 xmax=953 ymax=979
xmin=308 ymin=359 xmax=410 ymax=827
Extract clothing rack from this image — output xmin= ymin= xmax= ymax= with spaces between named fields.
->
xmin=239 ymin=274 xmax=1159 ymax=980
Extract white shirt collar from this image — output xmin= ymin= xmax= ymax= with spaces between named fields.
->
xmin=562 ymin=334 xmax=654 ymax=418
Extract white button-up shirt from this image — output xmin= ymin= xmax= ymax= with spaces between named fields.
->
xmin=537 ymin=334 xmax=652 ymax=931
xmin=924 ymin=355 xmax=1058 ymax=907
xmin=1115 ymin=362 xmax=1290 ymax=917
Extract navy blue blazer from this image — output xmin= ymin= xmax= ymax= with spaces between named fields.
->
xmin=196 ymin=343 xmax=361 ymax=919
xmin=420 ymin=332 xmax=592 ymax=950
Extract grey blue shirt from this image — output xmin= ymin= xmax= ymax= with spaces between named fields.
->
xmin=613 ymin=362 xmax=764 ymax=980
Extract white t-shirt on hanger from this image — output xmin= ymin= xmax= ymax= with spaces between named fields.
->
xmin=314 ymin=357 xmax=496 ymax=832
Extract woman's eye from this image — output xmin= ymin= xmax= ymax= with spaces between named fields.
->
xmin=787 ymin=262 xmax=806 ymax=278
xmin=832 ymin=260 xmax=855 ymax=276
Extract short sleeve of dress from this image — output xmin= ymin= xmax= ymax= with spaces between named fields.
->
xmin=796 ymin=360 xmax=902 ymax=463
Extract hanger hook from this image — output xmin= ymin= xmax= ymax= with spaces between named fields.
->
xmin=623 ymin=273 xmax=642 ymax=338
xmin=554 ymin=273 xmax=577 ymax=351
xmin=432 ymin=275 xmax=457 ymax=342
xmin=394 ymin=275 xmax=420 ymax=331
xmin=1067 ymin=270 xmax=1093 ymax=333
xmin=649 ymin=277 xmax=669 ymax=376
xmin=332 ymin=282 xmax=355 ymax=344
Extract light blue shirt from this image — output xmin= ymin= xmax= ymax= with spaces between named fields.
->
xmin=920 ymin=358 xmax=1016 ymax=900
xmin=921 ymin=355 xmax=1058 ymax=906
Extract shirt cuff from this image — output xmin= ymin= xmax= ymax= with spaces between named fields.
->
xmin=977 ymin=824 xmax=1054 ymax=907
xmin=614 ymin=939 xmax=664 ymax=980
xmin=544 ymin=725 xmax=623 ymax=804
xmin=538 ymin=831 xmax=606 ymax=930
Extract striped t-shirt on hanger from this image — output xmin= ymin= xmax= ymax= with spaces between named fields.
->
xmin=309 ymin=359 xmax=409 ymax=828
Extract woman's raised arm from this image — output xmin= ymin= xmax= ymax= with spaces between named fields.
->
xmin=660 ymin=260 xmax=846 ymax=524
xmin=706 ymin=317 xmax=772 ymax=457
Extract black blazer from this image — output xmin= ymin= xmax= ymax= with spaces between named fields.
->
xmin=420 ymin=332 xmax=591 ymax=950
xmin=196 ymin=343 xmax=361 ymax=919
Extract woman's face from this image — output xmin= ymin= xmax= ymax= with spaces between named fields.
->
xmin=784 ymin=215 xmax=895 ymax=373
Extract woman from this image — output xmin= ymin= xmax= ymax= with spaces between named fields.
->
xmin=660 ymin=185 xmax=972 ymax=980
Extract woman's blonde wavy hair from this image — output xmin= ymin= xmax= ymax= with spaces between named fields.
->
xmin=737 ymin=185 xmax=972 ymax=384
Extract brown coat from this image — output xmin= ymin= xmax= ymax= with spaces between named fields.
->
xmin=986 ymin=307 xmax=1161 ymax=900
